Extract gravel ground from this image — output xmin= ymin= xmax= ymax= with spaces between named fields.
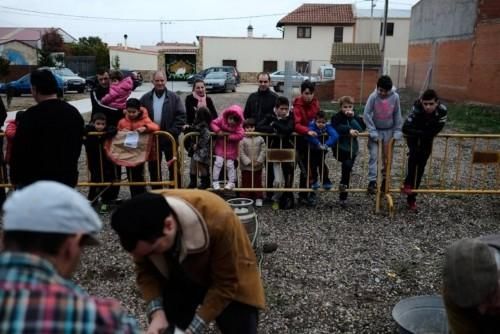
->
xmin=5 ymin=89 xmax=500 ymax=333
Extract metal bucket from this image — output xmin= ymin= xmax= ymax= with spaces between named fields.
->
xmin=227 ymin=198 xmax=258 ymax=247
xmin=392 ymin=295 xmax=449 ymax=334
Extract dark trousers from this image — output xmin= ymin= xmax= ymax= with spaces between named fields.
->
xmin=404 ymin=137 xmax=433 ymax=202
xmin=163 ymin=254 xmax=258 ymax=334
xmin=335 ymin=150 xmax=357 ymax=200
xmin=88 ymin=161 xmax=120 ymax=203
xmin=126 ymin=164 xmax=146 ymax=197
xmin=296 ymin=138 xmax=310 ymax=199
xmin=309 ymin=149 xmax=330 ymax=184
xmin=240 ymin=170 xmax=263 ymax=200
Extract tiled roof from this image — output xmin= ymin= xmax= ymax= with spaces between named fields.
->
xmin=331 ymin=43 xmax=382 ymax=66
xmin=277 ymin=4 xmax=355 ymax=27
xmin=0 ymin=27 xmax=76 ymax=43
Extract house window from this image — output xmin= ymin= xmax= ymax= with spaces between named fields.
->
xmin=334 ymin=27 xmax=343 ymax=43
xmin=263 ymin=61 xmax=278 ymax=73
xmin=297 ymin=26 xmax=311 ymax=38
xmin=222 ymin=59 xmax=237 ymax=67
xmin=380 ymin=22 xmax=394 ymax=36
xmin=296 ymin=61 xmax=309 ymax=74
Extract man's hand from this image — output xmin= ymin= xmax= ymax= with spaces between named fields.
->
xmin=147 ymin=310 xmax=169 ymax=334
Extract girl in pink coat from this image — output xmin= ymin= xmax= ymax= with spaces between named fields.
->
xmin=101 ymin=70 xmax=133 ymax=110
xmin=210 ymin=104 xmax=244 ymax=190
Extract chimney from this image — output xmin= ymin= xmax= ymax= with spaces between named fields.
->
xmin=247 ymin=25 xmax=253 ymax=38
xmin=124 ymin=34 xmax=128 ymax=50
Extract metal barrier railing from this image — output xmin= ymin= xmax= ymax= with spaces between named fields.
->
xmin=2 ymin=131 xmax=498 ymax=214
xmin=383 ymin=134 xmax=500 ymax=215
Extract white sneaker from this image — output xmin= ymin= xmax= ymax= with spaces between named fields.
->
xmin=255 ymin=199 xmax=263 ymax=207
xmin=212 ymin=181 xmax=220 ymax=190
xmin=224 ymin=182 xmax=235 ymax=190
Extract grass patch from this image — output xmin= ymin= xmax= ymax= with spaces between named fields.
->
xmin=446 ymin=104 xmax=500 ymax=133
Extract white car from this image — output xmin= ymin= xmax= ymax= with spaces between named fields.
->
xmin=270 ymin=70 xmax=315 ymax=92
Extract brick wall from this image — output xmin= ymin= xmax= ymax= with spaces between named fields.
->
xmin=334 ymin=67 xmax=379 ymax=103
xmin=314 ymin=80 xmax=335 ymax=101
xmin=406 ymin=20 xmax=500 ymax=104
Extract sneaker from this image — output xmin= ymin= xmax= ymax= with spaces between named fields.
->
xmin=339 ymin=199 xmax=348 ymax=208
xmin=311 ymin=181 xmax=321 ymax=190
xmin=367 ymin=181 xmax=377 ymax=194
xmin=339 ymin=184 xmax=348 ymax=192
xmin=401 ymin=184 xmax=413 ymax=195
xmin=323 ymin=181 xmax=333 ymax=191
xmin=262 ymin=242 xmax=278 ymax=253
xmin=212 ymin=182 xmax=220 ymax=190
xmin=224 ymin=182 xmax=235 ymax=190
xmin=255 ymin=199 xmax=263 ymax=207
xmin=99 ymin=204 xmax=108 ymax=214
xmin=272 ymin=201 xmax=279 ymax=210
xmin=408 ymin=200 xmax=417 ymax=211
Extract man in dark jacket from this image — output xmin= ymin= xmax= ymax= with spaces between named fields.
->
xmin=90 ymin=68 xmax=123 ymax=127
xmin=140 ymin=70 xmax=186 ymax=186
xmin=0 ymin=96 xmax=7 ymax=204
xmin=10 ymin=69 xmax=84 ymax=188
xmin=401 ymin=89 xmax=447 ymax=210
xmin=89 ymin=68 xmax=122 ymax=202
xmin=244 ymin=72 xmax=278 ymax=199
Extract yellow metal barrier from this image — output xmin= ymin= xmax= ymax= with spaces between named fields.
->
xmin=384 ymin=134 xmax=500 ymax=215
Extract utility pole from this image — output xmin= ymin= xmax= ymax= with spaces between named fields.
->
xmin=381 ymin=0 xmax=389 ymax=74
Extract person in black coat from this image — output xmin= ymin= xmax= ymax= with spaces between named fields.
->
xmin=83 ymin=113 xmax=118 ymax=211
xmin=0 ymin=96 xmax=7 ymax=205
xmin=184 ymin=79 xmax=217 ymax=126
xmin=402 ymin=89 xmax=447 ymax=210
xmin=10 ymin=69 xmax=84 ymax=188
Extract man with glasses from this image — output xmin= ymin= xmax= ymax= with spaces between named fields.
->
xmin=443 ymin=235 xmax=500 ymax=333
xmin=0 ymin=181 xmax=140 ymax=333
xmin=401 ymin=89 xmax=447 ymax=211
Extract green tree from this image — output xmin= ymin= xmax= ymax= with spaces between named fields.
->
xmin=65 ymin=36 xmax=110 ymax=69
xmin=38 ymin=28 xmax=64 ymax=66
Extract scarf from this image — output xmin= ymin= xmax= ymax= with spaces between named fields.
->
xmin=192 ymin=92 xmax=207 ymax=108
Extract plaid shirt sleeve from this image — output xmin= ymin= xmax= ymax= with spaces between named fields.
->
xmin=188 ymin=314 xmax=207 ymax=334
xmin=146 ymin=297 xmax=164 ymax=321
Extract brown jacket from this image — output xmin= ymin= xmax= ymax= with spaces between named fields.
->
xmin=133 ymin=189 xmax=265 ymax=323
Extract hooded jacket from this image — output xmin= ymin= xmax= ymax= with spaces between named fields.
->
xmin=403 ymin=100 xmax=447 ymax=139
xmin=101 ymin=77 xmax=133 ymax=110
xmin=293 ymin=96 xmax=320 ymax=135
xmin=331 ymin=111 xmax=366 ymax=155
xmin=306 ymin=120 xmax=339 ymax=149
xmin=210 ymin=105 xmax=244 ymax=160
xmin=363 ymin=88 xmax=403 ymax=138
xmin=117 ymin=107 xmax=160 ymax=133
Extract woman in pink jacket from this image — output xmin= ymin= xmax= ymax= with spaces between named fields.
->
xmin=101 ymin=70 xmax=133 ymax=110
xmin=210 ymin=104 xmax=244 ymax=190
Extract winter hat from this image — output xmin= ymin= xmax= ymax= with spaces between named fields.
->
xmin=443 ymin=237 xmax=500 ymax=307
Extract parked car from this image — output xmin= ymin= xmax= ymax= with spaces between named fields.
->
xmin=0 ymin=72 xmax=66 ymax=97
xmin=85 ymin=69 xmax=143 ymax=91
xmin=187 ymin=66 xmax=240 ymax=85
xmin=204 ymin=72 xmax=237 ymax=93
xmin=270 ymin=70 xmax=310 ymax=92
xmin=49 ymin=67 xmax=86 ymax=93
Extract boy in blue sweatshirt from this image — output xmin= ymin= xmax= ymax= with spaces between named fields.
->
xmin=363 ymin=75 xmax=403 ymax=194
xmin=307 ymin=110 xmax=339 ymax=191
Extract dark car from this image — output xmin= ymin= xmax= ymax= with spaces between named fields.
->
xmin=187 ymin=66 xmax=240 ymax=85
xmin=0 ymin=72 xmax=66 ymax=96
xmin=203 ymin=72 xmax=237 ymax=93
xmin=85 ymin=69 xmax=143 ymax=91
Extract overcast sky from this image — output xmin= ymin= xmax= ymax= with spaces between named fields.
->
xmin=0 ymin=0 xmax=419 ymax=47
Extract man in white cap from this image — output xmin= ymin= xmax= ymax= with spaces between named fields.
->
xmin=0 ymin=181 xmax=140 ymax=333
xmin=443 ymin=235 xmax=500 ymax=333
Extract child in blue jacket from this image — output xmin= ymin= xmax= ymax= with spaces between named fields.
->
xmin=307 ymin=110 xmax=339 ymax=191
